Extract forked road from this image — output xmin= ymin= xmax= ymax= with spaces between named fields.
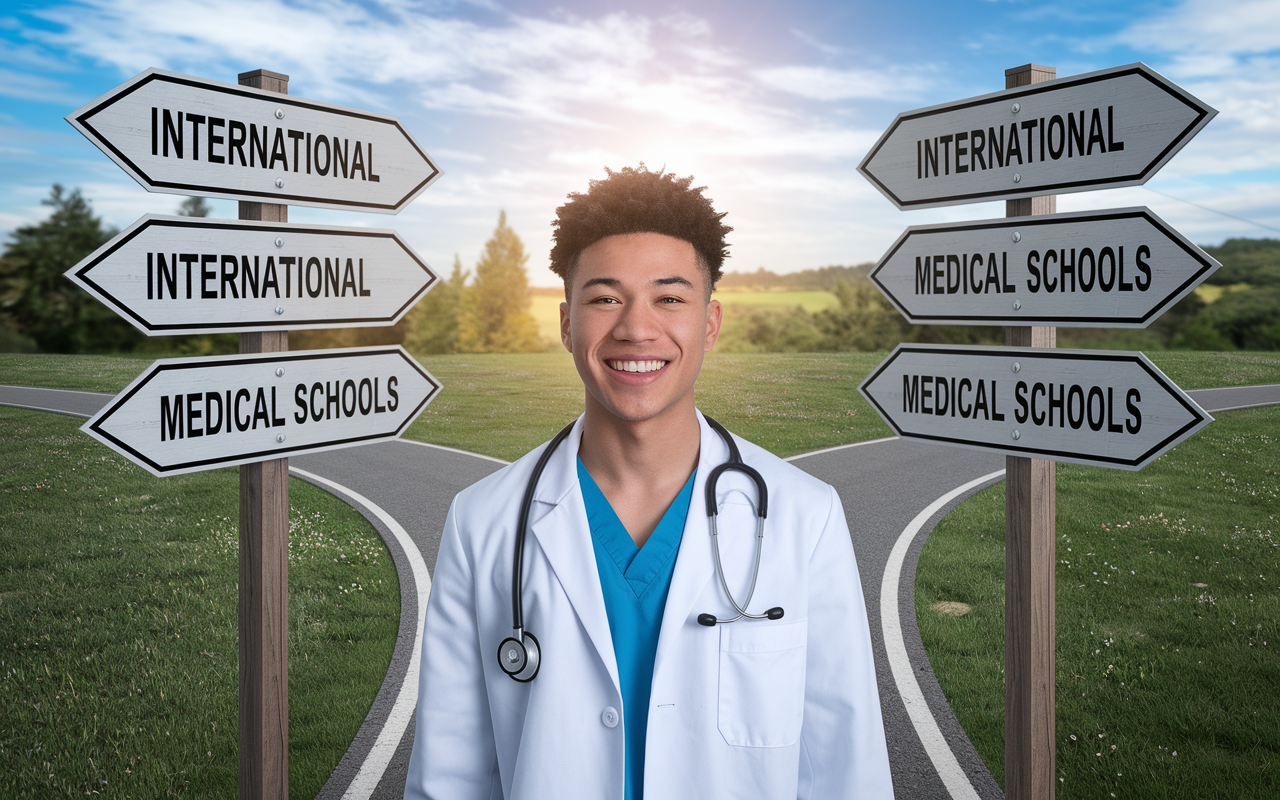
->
xmin=3 ymin=383 xmax=1278 ymax=800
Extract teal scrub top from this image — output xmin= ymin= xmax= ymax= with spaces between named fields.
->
xmin=577 ymin=457 xmax=695 ymax=800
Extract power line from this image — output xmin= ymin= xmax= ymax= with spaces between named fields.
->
xmin=1144 ymin=187 xmax=1280 ymax=235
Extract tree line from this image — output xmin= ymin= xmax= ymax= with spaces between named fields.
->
xmin=2 ymin=184 xmax=1277 ymax=355
xmin=0 ymin=186 xmax=545 ymax=356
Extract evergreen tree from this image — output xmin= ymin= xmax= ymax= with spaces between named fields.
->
xmin=404 ymin=255 xmax=467 ymax=355
xmin=458 ymin=211 xmax=543 ymax=353
xmin=0 ymin=185 xmax=139 ymax=353
xmin=176 ymin=196 xmax=213 ymax=217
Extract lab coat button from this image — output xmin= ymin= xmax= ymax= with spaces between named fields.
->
xmin=601 ymin=707 xmax=619 ymax=728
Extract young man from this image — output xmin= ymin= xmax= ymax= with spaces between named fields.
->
xmin=404 ymin=167 xmax=892 ymax=799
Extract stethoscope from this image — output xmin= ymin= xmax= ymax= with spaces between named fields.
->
xmin=498 ymin=415 xmax=784 ymax=682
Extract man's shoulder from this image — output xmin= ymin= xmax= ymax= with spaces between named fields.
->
xmin=451 ymin=442 xmax=545 ymax=514
xmin=729 ymin=431 xmax=837 ymax=499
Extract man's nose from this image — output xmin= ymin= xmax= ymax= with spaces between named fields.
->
xmin=612 ymin=300 xmax=660 ymax=341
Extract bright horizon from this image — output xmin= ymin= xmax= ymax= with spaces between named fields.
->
xmin=2 ymin=0 xmax=1278 ymax=287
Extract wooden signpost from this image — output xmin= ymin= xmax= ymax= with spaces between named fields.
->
xmin=65 ymin=67 xmax=442 ymax=800
xmin=860 ymin=62 xmax=1217 ymax=800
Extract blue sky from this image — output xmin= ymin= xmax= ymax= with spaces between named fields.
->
xmin=3 ymin=0 xmax=1278 ymax=286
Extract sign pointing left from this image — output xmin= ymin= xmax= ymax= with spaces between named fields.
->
xmin=66 ymin=215 xmax=438 ymax=334
xmin=66 ymin=68 xmax=442 ymax=213
xmin=83 ymin=347 xmax=440 ymax=476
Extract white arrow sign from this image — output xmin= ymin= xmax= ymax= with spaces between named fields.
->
xmin=859 ymin=344 xmax=1211 ymax=469
xmin=66 ymin=69 xmax=442 ymax=213
xmin=65 ymin=215 xmax=438 ymax=334
xmin=858 ymin=63 xmax=1216 ymax=210
xmin=82 ymin=347 xmax=441 ymax=475
xmin=869 ymin=207 xmax=1220 ymax=327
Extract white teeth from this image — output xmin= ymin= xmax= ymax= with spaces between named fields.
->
xmin=609 ymin=359 xmax=666 ymax=373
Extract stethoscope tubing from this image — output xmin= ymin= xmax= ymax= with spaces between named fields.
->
xmin=503 ymin=414 xmax=781 ymax=680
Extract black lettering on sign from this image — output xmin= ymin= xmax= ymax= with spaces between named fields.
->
xmin=186 ymin=393 xmax=203 ymax=438
xmin=235 ymin=389 xmax=251 ymax=432
xmin=201 ymin=254 xmax=218 ymax=299
xmin=386 ymin=376 xmax=399 ymax=411
xmin=205 ymin=391 xmax=224 ymax=435
xmin=161 ymin=394 xmax=183 ymax=442
xmin=208 ymin=117 xmax=225 ymax=164
xmin=186 ymin=114 xmax=206 ymax=161
xmin=229 ymin=120 xmax=248 ymax=166
xmin=288 ymin=130 xmax=305 ymax=173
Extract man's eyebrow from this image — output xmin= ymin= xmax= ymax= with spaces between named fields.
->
xmin=579 ymin=276 xmax=694 ymax=290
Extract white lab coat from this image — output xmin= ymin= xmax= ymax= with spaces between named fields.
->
xmin=404 ymin=412 xmax=893 ymax=799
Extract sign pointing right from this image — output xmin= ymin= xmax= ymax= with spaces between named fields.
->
xmin=858 ymin=63 xmax=1216 ymax=210
xmin=869 ymin=207 xmax=1220 ymax=327
xmin=859 ymin=344 xmax=1212 ymax=470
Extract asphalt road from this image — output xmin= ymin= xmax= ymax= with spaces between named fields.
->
xmin=5 ymin=381 xmax=1278 ymax=799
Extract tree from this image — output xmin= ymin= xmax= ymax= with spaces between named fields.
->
xmin=458 ymin=211 xmax=544 ymax=353
xmin=404 ymin=255 xmax=467 ymax=355
xmin=176 ymin=196 xmax=212 ymax=217
xmin=0 ymin=185 xmax=139 ymax=353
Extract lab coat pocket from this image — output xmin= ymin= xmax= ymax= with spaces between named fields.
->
xmin=717 ymin=620 xmax=807 ymax=748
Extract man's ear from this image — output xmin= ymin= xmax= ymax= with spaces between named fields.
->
xmin=560 ymin=300 xmax=572 ymax=353
xmin=704 ymin=298 xmax=723 ymax=352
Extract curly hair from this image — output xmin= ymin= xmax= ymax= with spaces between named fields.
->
xmin=549 ymin=165 xmax=732 ymax=293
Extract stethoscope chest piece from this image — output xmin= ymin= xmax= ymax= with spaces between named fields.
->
xmin=498 ymin=631 xmax=541 ymax=682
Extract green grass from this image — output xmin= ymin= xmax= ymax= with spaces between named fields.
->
xmin=4 ymin=350 xmax=1279 ymax=462
xmin=715 ymin=289 xmax=840 ymax=312
xmin=404 ymin=350 xmax=892 ymax=461
xmin=0 ymin=407 xmax=399 ymax=799
xmin=916 ymin=405 xmax=1280 ymax=798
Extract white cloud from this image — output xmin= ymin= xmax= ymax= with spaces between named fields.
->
xmin=753 ymin=65 xmax=931 ymax=101
xmin=1120 ymin=0 xmax=1280 ymax=65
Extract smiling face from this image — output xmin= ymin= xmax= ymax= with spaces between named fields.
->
xmin=561 ymin=232 xmax=722 ymax=427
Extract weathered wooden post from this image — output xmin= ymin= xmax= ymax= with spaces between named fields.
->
xmin=1002 ymin=63 xmax=1056 ymax=800
xmin=237 ymin=66 xmax=291 ymax=800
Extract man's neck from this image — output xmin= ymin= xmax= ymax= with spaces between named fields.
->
xmin=577 ymin=397 xmax=702 ymax=547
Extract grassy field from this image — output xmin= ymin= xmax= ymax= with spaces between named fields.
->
xmin=2 ymin=349 xmax=1279 ymax=796
xmin=5 ymin=350 xmax=1278 ymax=463
xmin=916 ymin=404 xmax=1280 ymax=798
xmin=0 ymin=406 xmax=399 ymax=798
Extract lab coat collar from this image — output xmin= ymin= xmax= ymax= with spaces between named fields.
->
xmin=526 ymin=411 xmax=728 ymax=695
xmin=527 ymin=415 xmax=621 ymax=694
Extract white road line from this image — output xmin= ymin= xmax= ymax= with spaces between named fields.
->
xmin=881 ymin=469 xmax=1005 ymax=800
xmin=395 ymin=437 xmax=510 ymax=464
xmin=0 ymin=401 xmax=92 ymax=418
xmin=0 ymin=384 xmax=113 ymax=396
xmin=289 ymin=466 xmax=432 ymax=800
xmin=784 ymin=435 xmax=900 ymax=461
